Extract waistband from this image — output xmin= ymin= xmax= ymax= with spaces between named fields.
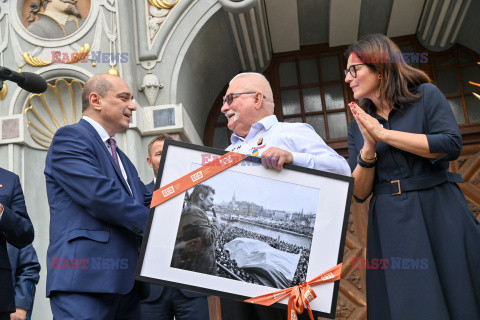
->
xmin=373 ymin=170 xmax=463 ymax=196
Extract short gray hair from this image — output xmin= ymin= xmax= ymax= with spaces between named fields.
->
xmin=81 ymin=74 xmax=114 ymax=112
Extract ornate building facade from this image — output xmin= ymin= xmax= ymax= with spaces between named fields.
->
xmin=0 ymin=0 xmax=479 ymax=318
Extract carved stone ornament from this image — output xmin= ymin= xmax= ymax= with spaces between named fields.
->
xmin=0 ymin=82 xmax=7 ymax=100
xmin=147 ymin=0 xmax=179 ymax=41
xmin=24 ymin=78 xmax=83 ymax=149
xmin=336 ymin=297 xmax=355 ymax=319
xmin=139 ymin=72 xmax=163 ymax=106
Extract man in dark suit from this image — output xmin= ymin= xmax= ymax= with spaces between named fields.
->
xmin=44 ymin=74 xmax=151 ymax=320
xmin=141 ymin=134 xmax=209 ymax=320
xmin=7 ymin=243 xmax=40 ymax=320
xmin=0 ymin=168 xmax=35 ymax=320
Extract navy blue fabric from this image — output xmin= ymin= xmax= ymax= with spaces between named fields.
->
xmin=0 ymin=168 xmax=34 ymax=313
xmin=347 ymin=83 xmax=480 ymax=319
xmin=7 ymin=243 xmax=40 ymax=318
xmin=141 ymin=285 xmax=209 ymax=320
xmin=44 ymin=119 xmax=151 ymax=316
xmin=141 ymin=181 xmax=208 ymax=320
xmin=50 ymin=282 xmax=141 ymax=320
xmin=220 ymin=298 xmax=311 ymax=320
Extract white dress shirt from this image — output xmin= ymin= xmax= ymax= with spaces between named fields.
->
xmin=226 ymin=115 xmax=351 ymax=176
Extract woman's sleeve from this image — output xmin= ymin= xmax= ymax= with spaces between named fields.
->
xmin=423 ymin=83 xmax=463 ymax=163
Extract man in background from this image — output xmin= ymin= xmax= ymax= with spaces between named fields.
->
xmin=141 ymin=135 xmax=209 ymax=320
xmin=7 ymin=243 xmax=41 ymax=320
xmin=0 ymin=168 xmax=35 ymax=320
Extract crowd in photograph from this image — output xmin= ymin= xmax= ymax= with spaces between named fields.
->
xmin=215 ymin=224 xmax=311 ymax=286
xmin=239 ymin=216 xmax=314 ymax=236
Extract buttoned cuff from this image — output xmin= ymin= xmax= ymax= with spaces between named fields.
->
xmin=291 ymin=152 xmax=310 ymax=168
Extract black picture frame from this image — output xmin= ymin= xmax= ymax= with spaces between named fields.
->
xmin=136 ymin=140 xmax=353 ymax=318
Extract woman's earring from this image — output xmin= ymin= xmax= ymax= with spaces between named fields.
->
xmin=378 ymin=74 xmax=381 ymax=79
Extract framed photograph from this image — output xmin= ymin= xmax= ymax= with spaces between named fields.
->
xmin=136 ymin=140 xmax=353 ymax=318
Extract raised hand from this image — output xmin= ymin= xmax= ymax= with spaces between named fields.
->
xmin=348 ymin=102 xmax=379 ymax=150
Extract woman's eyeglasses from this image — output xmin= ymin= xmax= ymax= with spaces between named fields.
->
xmin=344 ymin=63 xmax=378 ymax=78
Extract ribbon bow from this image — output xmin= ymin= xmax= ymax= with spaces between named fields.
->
xmin=244 ymin=263 xmax=342 ymax=320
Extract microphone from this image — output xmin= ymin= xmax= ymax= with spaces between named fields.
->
xmin=0 ymin=67 xmax=48 ymax=93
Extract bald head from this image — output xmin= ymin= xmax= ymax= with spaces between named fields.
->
xmin=230 ymin=72 xmax=274 ymax=104
xmin=82 ymin=74 xmax=118 ymax=112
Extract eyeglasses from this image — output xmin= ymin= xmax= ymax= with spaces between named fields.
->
xmin=344 ymin=63 xmax=377 ymax=78
xmin=222 ymin=92 xmax=266 ymax=105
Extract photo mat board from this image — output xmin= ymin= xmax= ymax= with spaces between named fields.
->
xmin=136 ymin=140 xmax=353 ymax=318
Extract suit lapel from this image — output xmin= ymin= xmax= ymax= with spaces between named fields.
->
xmin=117 ymin=149 xmax=136 ymax=199
xmin=79 ymin=120 xmax=132 ymax=196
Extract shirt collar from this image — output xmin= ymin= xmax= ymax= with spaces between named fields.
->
xmin=83 ymin=115 xmax=116 ymax=143
xmin=230 ymin=115 xmax=278 ymax=144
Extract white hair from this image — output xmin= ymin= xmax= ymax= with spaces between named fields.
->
xmin=229 ymin=72 xmax=274 ymax=105
xmin=229 ymin=72 xmax=270 ymax=85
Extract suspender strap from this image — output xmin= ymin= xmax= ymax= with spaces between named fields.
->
xmin=373 ymin=171 xmax=463 ymax=196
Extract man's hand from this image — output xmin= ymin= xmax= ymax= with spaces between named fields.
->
xmin=261 ymin=147 xmax=293 ymax=170
xmin=10 ymin=308 xmax=28 ymax=320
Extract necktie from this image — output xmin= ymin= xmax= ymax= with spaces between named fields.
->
xmin=108 ymin=138 xmax=120 ymax=168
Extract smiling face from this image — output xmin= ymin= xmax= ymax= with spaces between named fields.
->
xmin=90 ymin=75 xmax=136 ymax=137
xmin=220 ymin=76 xmax=261 ymax=138
xmin=345 ymin=53 xmax=381 ymax=101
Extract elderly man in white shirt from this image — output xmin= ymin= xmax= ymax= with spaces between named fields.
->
xmin=222 ymin=72 xmax=350 ymax=176
xmin=219 ymin=72 xmax=350 ymax=320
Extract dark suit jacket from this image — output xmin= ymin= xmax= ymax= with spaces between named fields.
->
xmin=142 ymin=181 xmax=205 ymax=302
xmin=7 ymin=243 xmax=40 ymax=313
xmin=0 ymin=168 xmax=35 ymax=313
xmin=44 ymin=119 xmax=151 ymax=296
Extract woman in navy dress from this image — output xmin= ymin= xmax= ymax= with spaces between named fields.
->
xmin=345 ymin=34 xmax=480 ymax=319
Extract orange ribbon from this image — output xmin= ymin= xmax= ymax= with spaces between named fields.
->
xmin=151 ymin=151 xmax=246 ymax=208
xmin=244 ymin=263 xmax=343 ymax=320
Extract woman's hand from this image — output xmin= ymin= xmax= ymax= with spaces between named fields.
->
xmin=349 ymin=102 xmax=377 ymax=152
xmin=348 ymin=102 xmax=387 ymax=142
xmin=349 ymin=102 xmax=444 ymax=159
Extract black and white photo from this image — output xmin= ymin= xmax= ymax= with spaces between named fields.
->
xmin=170 ymin=167 xmax=320 ymax=289
xmin=136 ymin=140 xmax=353 ymax=318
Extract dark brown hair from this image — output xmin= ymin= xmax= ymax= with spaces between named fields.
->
xmin=191 ymin=184 xmax=215 ymax=204
xmin=345 ymin=34 xmax=431 ymax=111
